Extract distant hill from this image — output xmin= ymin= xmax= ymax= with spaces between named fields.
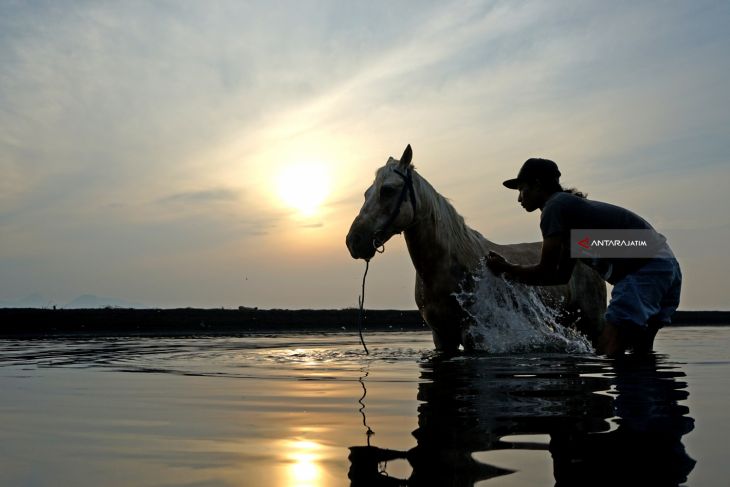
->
xmin=0 ymin=293 xmax=146 ymax=309
xmin=63 ymin=294 xmax=147 ymax=309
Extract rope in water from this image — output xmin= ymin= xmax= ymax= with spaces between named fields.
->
xmin=358 ymin=367 xmax=375 ymax=444
xmin=357 ymin=260 xmax=370 ymax=355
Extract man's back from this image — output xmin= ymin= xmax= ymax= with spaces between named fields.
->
xmin=540 ymin=192 xmax=654 ymax=238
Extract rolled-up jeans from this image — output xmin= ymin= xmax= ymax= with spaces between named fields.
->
xmin=605 ymin=258 xmax=682 ymax=328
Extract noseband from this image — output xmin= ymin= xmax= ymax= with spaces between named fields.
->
xmin=373 ymin=167 xmax=417 ymax=250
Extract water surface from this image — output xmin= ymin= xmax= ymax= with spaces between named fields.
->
xmin=0 ymin=327 xmax=728 ymax=486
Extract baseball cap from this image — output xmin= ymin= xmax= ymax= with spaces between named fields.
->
xmin=502 ymin=158 xmax=561 ymax=189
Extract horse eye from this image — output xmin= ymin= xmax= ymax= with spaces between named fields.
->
xmin=380 ymin=185 xmax=398 ymax=198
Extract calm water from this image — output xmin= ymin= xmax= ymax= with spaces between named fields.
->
xmin=0 ymin=327 xmax=728 ymax=486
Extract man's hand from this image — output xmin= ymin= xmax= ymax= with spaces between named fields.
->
xmin=486 ymin=237 xmax=575 ymax=286
xmin=486 ymin=251 xmax=511 ymax=275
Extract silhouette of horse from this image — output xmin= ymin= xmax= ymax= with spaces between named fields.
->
xmin=346 ymin=145 xmax=606 ymax=352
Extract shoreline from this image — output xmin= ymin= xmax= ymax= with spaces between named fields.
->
xmin=0 ymin=308 xmax=727 ymax=338
xmin=0 ymin=308 xmax=426 ymax=338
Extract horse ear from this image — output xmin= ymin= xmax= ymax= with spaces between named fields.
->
xmin=399 ymin=144 xmax=413 ymax=167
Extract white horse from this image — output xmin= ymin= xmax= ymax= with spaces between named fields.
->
xmin=346 ymin=145 xmax=607 ymax=353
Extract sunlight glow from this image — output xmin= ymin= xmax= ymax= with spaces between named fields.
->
xmin=285 ymin=439 xmax=323 ymax=487
xmin=276 ymin=162 xmax=331 ymax=217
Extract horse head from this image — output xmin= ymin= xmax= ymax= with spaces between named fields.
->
xmin=346 ymin=144 xmax=418 ymax=260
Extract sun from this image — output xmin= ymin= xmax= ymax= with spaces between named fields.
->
xmin=276 ymin=162 xmax=331 ymax=217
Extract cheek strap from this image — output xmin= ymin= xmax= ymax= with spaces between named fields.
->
xmin=373 ymin=167 xmax=417 ymax=248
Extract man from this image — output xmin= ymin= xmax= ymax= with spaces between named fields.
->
xmin=486 ymin=158 xmax=682 ymax=356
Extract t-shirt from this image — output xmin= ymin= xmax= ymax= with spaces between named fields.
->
xmin=540 ymin=192 xmax=669 ymax=283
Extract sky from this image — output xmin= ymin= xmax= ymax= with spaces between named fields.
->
xmin=1 ymin=0 xmax=728 ymax=310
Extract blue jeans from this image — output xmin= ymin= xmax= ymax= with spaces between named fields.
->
xmin=605 ymin=258 xmax=682 ymax=328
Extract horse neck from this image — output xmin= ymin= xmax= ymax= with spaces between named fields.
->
xmin=403 ymin=172 xmax=488 ymax=279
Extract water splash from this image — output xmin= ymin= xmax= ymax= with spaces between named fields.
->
xmin=454 ymin=262 xmax=593 ymax=354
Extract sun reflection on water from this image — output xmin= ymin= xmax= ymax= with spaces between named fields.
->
xmin=285 ymin=439 xmax=323 ymax=487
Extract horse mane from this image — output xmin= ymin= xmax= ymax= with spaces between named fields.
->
xmin=410 ymin=167 xmax=488 ymax=263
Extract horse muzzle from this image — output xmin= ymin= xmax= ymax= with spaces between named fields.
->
xmin=346 ymin=228 xmax=377 ymax=261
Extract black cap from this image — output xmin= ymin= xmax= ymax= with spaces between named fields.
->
xmin=502 ymin=158 xmax=561 ymax=189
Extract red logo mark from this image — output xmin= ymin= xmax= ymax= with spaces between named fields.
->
xmin=577 ymin=237 xmax=591 ymax=249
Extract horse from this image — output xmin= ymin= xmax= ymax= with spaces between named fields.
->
xmin=345 ymin=144 xmax=607 ymax=353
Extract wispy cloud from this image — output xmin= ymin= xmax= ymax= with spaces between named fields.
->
xmin=157 ymin=188 xmax=241 ymax=206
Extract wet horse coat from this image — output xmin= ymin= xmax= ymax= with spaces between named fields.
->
xmin=346 ymin=145 xmax=606 ymax=352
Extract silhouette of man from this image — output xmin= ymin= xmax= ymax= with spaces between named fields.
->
xmin=486 ymin=158 xmax=682 ymax=356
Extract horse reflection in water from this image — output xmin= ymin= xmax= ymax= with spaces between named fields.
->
xmin=348 ymin=355 xmax=695 ymax=486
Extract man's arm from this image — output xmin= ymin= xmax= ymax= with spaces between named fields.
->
xmin=486 ymin=236 xmax=575 ymax=286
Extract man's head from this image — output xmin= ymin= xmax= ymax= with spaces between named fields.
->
xmin=503 ymin=158 xmax=562 ymax=212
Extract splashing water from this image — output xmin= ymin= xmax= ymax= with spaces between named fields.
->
xmin=454 ymin=262 xmax=594 ymax=354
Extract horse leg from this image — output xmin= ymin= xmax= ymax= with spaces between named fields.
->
xmin=416 ymin=279 xmax=462 ymax=353
xmin=430 ymin=327 xmax=461 ymax=354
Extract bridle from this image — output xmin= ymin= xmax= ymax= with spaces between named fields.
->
xmin=372 ymin=167 xmax=418 ymax=252
xmin=357 ymin=166 xmax=417 ymax=354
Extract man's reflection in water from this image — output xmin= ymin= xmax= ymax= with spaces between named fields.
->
xmin=348 ymin=354 xmax=695 ymax=486
xmin=551 ymin=355 xmax=696 ymax=486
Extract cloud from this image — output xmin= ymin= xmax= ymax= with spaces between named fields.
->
xmin=157 ymin=188 xmax=241 ymax=206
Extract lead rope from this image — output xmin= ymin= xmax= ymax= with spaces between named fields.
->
xmin=357 ymin=260 xmax=370 ymax=355
xmin=358 ymin=366 xmax=375 ymax=445
xmin=357 ymin=168 xmax=416 ymax=355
